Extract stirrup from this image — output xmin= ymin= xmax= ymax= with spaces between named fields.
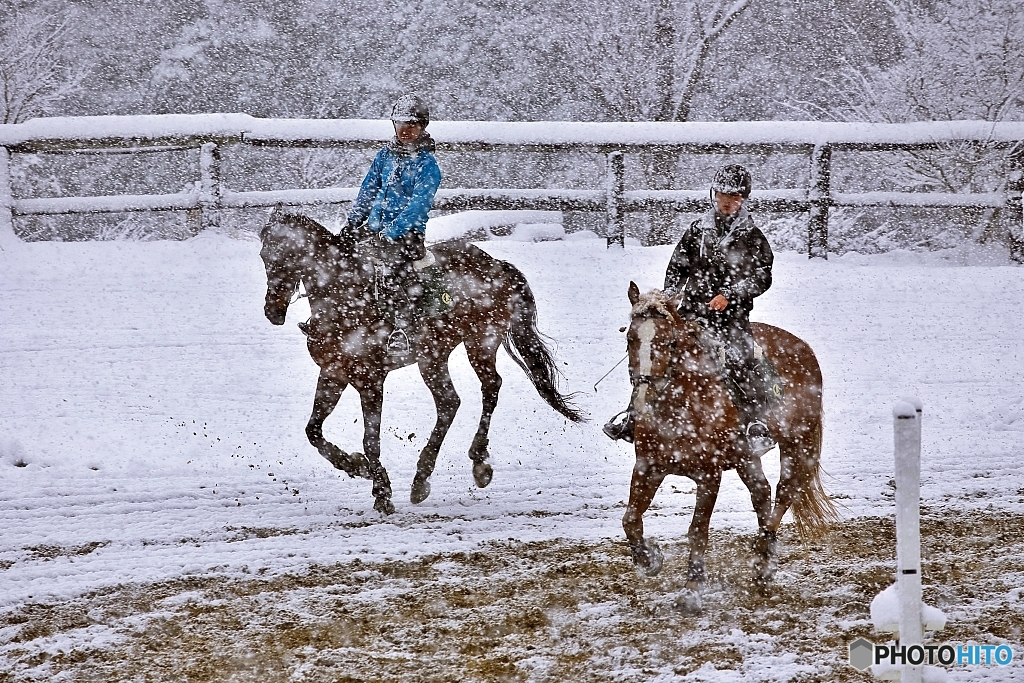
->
xmin=602 ymin=410 xmax=635 ymax=443
xmin=297 ymin=319 xmax=311 ymax=336
xmin=386 ymin=328 xmax=411 ymax=354
xmin=745 ymin=420 xmax=776 ymax=455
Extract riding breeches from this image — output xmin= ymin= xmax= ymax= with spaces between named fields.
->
xmin=700 ymin=314 xmax=770 ymax=424
xmin=379 ymin=231 xmax=426 ymax=330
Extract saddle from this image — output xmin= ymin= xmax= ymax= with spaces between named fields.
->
xmin=358 ymin=238 xmax=456 ymax=321
xmin=695 ymin=327 xmax=785 ymax=412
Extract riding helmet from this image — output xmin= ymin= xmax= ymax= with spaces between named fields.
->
xmin=711 ymin=164 xmax=752 ymax=198
xmin=390 ymin=94 xmax=430 ymax=127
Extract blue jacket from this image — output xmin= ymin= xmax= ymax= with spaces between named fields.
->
xmin=347 ymin=138 xmax=442 ymax=240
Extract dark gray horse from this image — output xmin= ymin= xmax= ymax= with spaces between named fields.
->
xmin=259 ymin=208 xmax=584 ymax=514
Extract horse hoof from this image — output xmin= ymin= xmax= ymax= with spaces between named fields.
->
xmin=410 ymin=473 xmax=431 ymax=504
xmin=629 ymin=539 xmax=663 ymax=577
xmin=373 ymin=496 xmax=395 ymax=515
xmin=673 ymin=587 xmax=703 ymax=615
xmin=324 ymin=447 xmax=373 ymax=480
xmin=751 ymin=574 xmax=773 ymax=596
xmin=351 ymin=452 xmax=373 ymax=480
xmin=472 ymin=461 xmax=493 ymax=488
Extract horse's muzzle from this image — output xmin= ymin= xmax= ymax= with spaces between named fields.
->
xmin=264 ymin=300 xmax=288 ymax=325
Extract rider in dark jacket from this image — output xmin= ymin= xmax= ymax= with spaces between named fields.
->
xmin=604 ymin=164 xmax=776 ymax=455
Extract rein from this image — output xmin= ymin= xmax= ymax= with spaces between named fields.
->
xmin=628 ymin=313 xmax=681 ymax=393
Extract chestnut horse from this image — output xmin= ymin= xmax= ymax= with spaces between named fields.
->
xmin=621 ymin=282 xmax=837 ymax=611
xmin=259 ymin=208 xmax=584 ymax=515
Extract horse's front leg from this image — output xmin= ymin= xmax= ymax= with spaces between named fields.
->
xmin=675 ymin=470 xmax=722 ymax=614
xmin=357 ymin=380 xmax=394 ymax=515
xmin=622 ymin=455 xmax=666 ymax=577
xmin=736 ymin=453 xmax=778 ymax=591
xmin=306 ymin=370 xmax=371 ymax=479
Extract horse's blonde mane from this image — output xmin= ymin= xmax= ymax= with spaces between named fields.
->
xmin=631 ymin=290 xmax=675 ymax=319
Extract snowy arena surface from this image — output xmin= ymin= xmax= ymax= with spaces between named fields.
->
xmin=1 ymin=230 xmax=1022 ymax=681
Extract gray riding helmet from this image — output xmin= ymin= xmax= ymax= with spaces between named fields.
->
xmin=390 ymin=94 xmax=430 ymax=127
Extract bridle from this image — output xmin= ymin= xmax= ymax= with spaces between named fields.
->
xmin=628 ymin=313 xmax=677 ymax=395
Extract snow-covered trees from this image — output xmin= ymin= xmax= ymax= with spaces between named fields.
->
xmin=0 ymin=3 xmax=86 ymax=124
xmin=550 ymin=0 xmax=752 ymax=122
xmin=801 ymin=0 xmax=1024 ymax=251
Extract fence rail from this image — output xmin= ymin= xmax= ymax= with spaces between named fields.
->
xmin=1 ymin=115 xmax=1023 ymax=258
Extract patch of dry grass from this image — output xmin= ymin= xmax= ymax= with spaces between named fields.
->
xmin=1 ymin=510 xmax=1021 ymax=682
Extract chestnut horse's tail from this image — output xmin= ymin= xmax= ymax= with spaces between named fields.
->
xmin=789 ymin=414 xmax=840 ymax=541
xmin=501 ymin=263 xmax=586 ymax=423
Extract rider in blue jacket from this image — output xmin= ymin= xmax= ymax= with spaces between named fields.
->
xmin=344 ymin=94 xmax=442 ymax=355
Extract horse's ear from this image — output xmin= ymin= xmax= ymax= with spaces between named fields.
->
xmin=628 ymin=281 xmax=640 ymax=306
xmin=668 ymin=293 xmax=684 ymax=321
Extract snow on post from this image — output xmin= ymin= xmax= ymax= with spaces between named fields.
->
xmin=0 ymin=146 xmax=16 ymax=249
xmin=871 ymin=397 xmax=947 ymax=683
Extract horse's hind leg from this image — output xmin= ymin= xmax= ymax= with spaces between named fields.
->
xmin=411 ymin=349 xmax=462 ymax=504
xmin=306 ymin=370 xmax=370 ymax=479
xmin=622 ymin=457 xmax=667 ymax=577
xmin=464 ymin=331 xmax=504 ymax=489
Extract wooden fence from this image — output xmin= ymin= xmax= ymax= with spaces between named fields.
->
xmin=1 ymin=115 xmax=1022 ymax=258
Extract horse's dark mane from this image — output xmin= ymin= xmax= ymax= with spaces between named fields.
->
xmin=263 ymin=209 xmax=345 ymax=253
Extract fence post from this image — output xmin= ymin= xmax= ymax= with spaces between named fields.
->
xmin=893 ymin=398 xmax=923 ymax=683
xmin=1007 ymin=146 xmax=1024 ymax=263
xmin=199 ymin=142 xmax=222 ymax=233
xmin=606 ymin=150 xmax=625 ymax=248
xmin=808 ymin=144 xmax=831 ymax=259
xmin=0 ymin=146 xmax=16 ymax=249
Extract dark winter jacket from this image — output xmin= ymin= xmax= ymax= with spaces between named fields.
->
xmin=663 ymin=206 xmax=773 ymax=322
xmin=347 ymin=134 xmax=442 ymax=241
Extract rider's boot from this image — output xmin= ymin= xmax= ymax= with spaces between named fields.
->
xmin=603 ymin=408 xmax=636 ymax=443
xmin=745 ymin=421 xmax=776 ymax=456
xmin=739 ymin=362 xmax=776 ymax=456
xmin=297 ymin=319 xmax=311 ymax=336
xmin=386 ymin=291 xmax=421 ymax=357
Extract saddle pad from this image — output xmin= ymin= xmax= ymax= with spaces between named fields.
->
xmin=417 ymin=263 xmax=455 ymax=318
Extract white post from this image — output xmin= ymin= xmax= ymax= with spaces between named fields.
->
xmin=893 ymin=397 xmax=923 ymax=683
xmin=0 ymin=146 xmax=17 ymax=249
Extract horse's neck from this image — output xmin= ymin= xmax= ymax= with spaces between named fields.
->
xmin=293 ymin=232 xmax=374 ymax=314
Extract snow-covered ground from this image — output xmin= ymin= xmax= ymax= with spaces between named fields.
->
xmin=1 ymin=227 xmax=1022 ymax=680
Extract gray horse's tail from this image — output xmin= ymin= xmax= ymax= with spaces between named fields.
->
xmin=501 ymin=262 xmax=586 ymax=423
